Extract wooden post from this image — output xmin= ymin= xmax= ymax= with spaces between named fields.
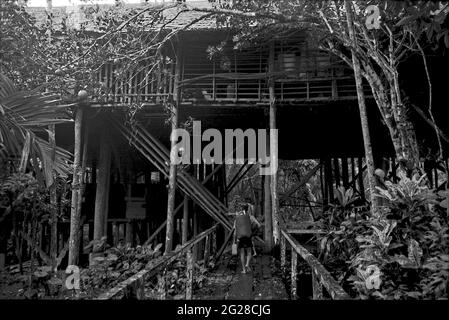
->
xmin=320 ymin=160 xmax=328 ymax=209
xmin=312 ymin=270 xmax=323 ymax=300
xmin=164 ymin=42 xmax=182 ymax=254
xmin=68 ymin=105 xmax=84 ymax=266
xmin=75 ymin=120 xmax=89 ymax=244
xmin=345 ymin=0 xmax=379 ymax=215
xmin=358 ymin=158 xmax=365 ymax=201
xmin=93 ymin=126 xmax=111 ymax=251
xmin=291 ymin=248 xmax=297 ymax=299
xmin=341 ymin=158 xmax=349 ymax=189
xmin=204 ymin=235 xmax=210 ymax=265
xmin=126 ymin=221 xmax=133 ymax=246
xmin=186 ymin=248 xmax=193 ymax=299
xmin=333 ymin=158 xmax=341 ymax=187
xmin=268 ymin=41 xmax=280 ymax=245
xmin=182 ymin=196 xmax=189 ymax=244
xmin=325 ymin=158 xmax=334 ymax=202
xmin=49 ymin=124 xmax=58 ymax=270
xmin=280 ymin=234 xmax=286 ymax=273
xmin=263 ymin=174 xmax=273 ymax=252
xmin=193 ymin=163 xmax=199 ymax=261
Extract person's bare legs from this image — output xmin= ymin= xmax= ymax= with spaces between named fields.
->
xmin=240 ymin=248 xmax=246 ymax=273
xmin=245 ymin=247 xmax=252 ymax=272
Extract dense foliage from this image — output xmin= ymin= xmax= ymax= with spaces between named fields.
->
xmin=318 ymin=170 xmax=448 ymax=299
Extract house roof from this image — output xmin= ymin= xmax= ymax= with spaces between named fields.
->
xmin=25 ymin=1 xmax=219 ymax=32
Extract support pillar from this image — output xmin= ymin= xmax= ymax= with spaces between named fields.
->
xmin=268 ymin=41 xmax=280 ymax=245
xmin=164 ymin=42 xmax=182 ymax=254
xmin=93 ymin=126 xmax=111 ymax=251
xmin=68 ymin=105 xmax=84 ymax=266
xmin=263 ymin=174 xmax=273 ymax=253
xmin=182 ymin=196 xmax=189 ymax=244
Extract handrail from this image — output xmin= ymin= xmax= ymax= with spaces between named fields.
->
xmin=97 ymin=224 xmax=218 ymax=300
xmin=280 ymin=229 xmax=350 ymax=300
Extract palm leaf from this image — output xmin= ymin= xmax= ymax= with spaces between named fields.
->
xmin=0 ymin=73 xmax=73 ymax=184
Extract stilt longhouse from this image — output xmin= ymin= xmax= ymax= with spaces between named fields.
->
xmin=23 ymin=0 xmax=446 ymax=271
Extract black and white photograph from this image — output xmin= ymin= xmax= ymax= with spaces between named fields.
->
xmin=0 ymin=0 xmax=448 ymax=315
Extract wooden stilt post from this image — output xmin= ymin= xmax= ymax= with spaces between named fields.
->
xmin=93 ymin=125 xmax=111 ymax=253
xmin=268 ymin=41 xmax=280 ymax=245
xmin=333 ymin=158 xmax=341 ymax=187
xmin=325 ymin=158 xmax=334 ymax=203
xmin=263 ymin=173 xmax=273 ymax=253
xmin=164 ymin=41 xmax=182 ymax=254
xmin=204 ymin=235 xmax=210 ymax=264
xmin=320 ymin=160 xmax=327 ymax=209
xmin=68 ymin=103 xmax=85 ymax=266
xmin=351 ymin=158 xmax=356 ymax=191
xmin=186 ymin=248 xmax=193 ymax=299
xmin=76 ymin=119 xmax=89 ymax=258
xmin=182 ymin=195 xmax=189 ymax=244
xmin=291 ymin=248 xmax=297 ymax=299
xmin=280 ymin=234 xmax=286 ymax=273
xmin=193 ymin=163 xmax=199 ymax=261
xmin=49 ymin=124 xmax=58 ymax=270
xmin=358 ymin=158 xmax=365 ymax=201
xmin=341 ymin=158 xmax=349 ymax=189
xmin=125 ymin=221 xmax=133 ymax=246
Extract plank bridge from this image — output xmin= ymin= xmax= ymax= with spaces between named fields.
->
xmin=96 ymin=224 xmax=350 ymax=300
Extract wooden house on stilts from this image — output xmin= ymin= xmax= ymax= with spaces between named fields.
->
xmin=27 ymin=0 xmax=398 ymax=265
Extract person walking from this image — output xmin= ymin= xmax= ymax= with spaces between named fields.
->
xmin=232 ymin=201 xmax=261 ymax=274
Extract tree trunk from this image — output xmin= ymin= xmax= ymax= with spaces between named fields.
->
xmin=345 ymin=0 xmax=379 ymax=215
xmin=68 ymin=106 xmax=83 ymax=266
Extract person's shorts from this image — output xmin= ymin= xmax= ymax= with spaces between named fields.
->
xmin=237 ymin=236 xmax=252 ymax=249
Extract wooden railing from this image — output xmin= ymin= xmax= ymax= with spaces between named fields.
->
xmin=97 ymin=224 xmax=218 ymax=300
xmin=280 ymin=228 xmax=350 ymax=300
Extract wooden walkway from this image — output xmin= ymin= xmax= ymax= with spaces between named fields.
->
xmin=195 ymin=253 xmax=289 ymax=300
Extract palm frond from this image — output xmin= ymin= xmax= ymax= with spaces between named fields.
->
xmin=0 ymin=73 xmax=73 ymax=184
